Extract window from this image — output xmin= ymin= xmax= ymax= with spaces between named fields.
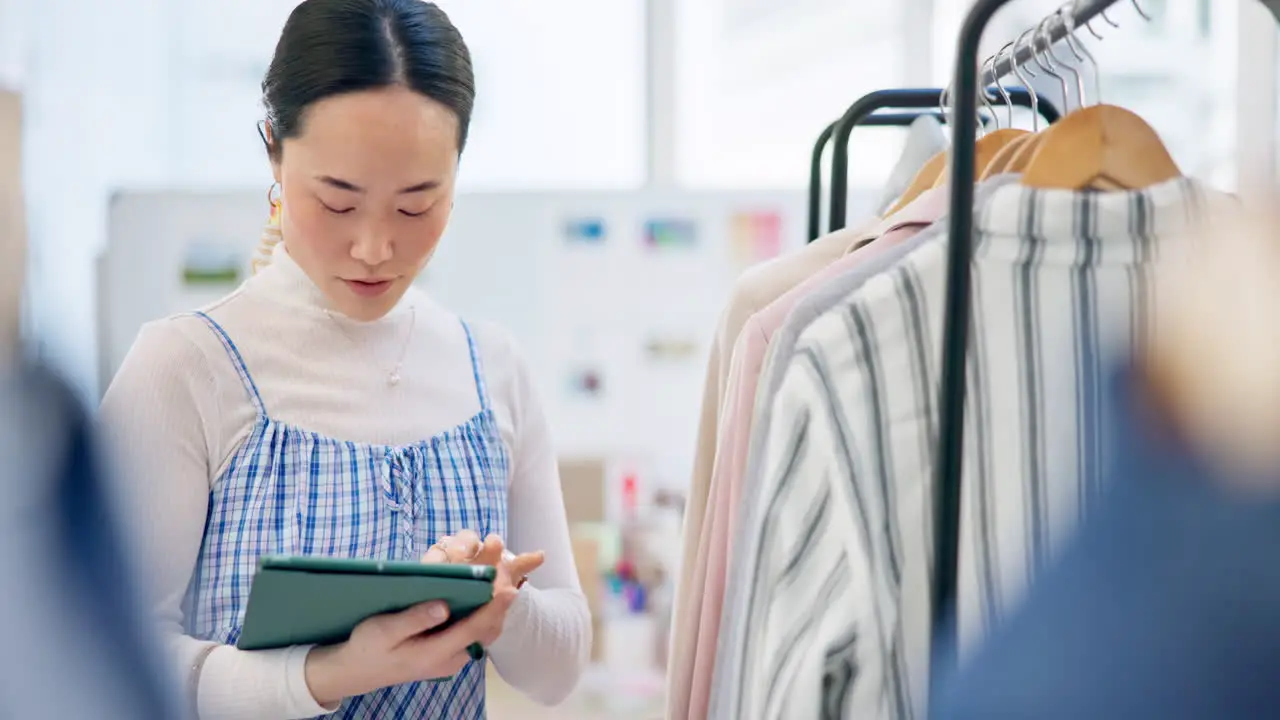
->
xmin=674 ymin=0 xmax=910 ymax=189
xmin=168 ymin=0 xmax=648 ymax=190
xmin=930 ymin=0 xmax=1240 ymax=189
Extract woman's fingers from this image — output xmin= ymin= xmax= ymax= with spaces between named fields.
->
xmin=420 ymin=544 xmax=449 ymax=564
xmin=422 ymin=530 xmax=485 ymax=564
xmin=422 ymin=532 xmax=534 ymax=571
xmin=472 ymin=534 xmax=505 ymax=566
xmin=506 ymin=550 xmax=545 ymax=578
xmin=446 ymin=530 xmax=483 ymax=562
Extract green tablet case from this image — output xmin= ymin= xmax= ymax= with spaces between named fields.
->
xmin=237 ymin=555 xmax=497 ymax=655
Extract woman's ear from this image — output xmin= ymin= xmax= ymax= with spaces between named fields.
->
xmin=260 ymin=121 xmax=283 ymax=184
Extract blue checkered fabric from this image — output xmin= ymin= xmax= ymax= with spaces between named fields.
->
xmin=182 ymin=311 xmax=509 ymax=719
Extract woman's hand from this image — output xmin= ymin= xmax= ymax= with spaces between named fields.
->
xmin=303 ymin=557 xmax=529 ymax=707
xmin=302 ymin=534 xmax=547 ymax=707
xmin=421 ymin=530 xmax=546 ymax=588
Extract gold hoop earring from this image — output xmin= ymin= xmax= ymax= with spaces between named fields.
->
xmin=267 ymin=182 xmax=281 ymax=209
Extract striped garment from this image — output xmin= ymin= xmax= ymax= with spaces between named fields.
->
xmin=710 ymin=176 xmax=1018 ymax=720
xmin=728 ymin=177 xmax=1230 ymax=720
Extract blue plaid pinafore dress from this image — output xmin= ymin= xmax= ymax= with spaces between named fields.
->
xmin=181 ymin=311 xmax=509 ymax=719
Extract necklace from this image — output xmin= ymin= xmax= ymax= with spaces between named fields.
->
xmin=323 ymin=305 xmax=418 ymax=386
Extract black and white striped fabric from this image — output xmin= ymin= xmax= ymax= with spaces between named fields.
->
xmin=711 ymin=176 xmax=1020 ymax=720
xmin=732 ymin=177 xmax=1229 ymax=720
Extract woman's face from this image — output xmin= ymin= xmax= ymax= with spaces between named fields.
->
xmin=272 ymin=86 xmax=459 ymax=321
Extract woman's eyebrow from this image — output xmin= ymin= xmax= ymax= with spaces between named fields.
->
xmin=315 ymin=175 xmax=441 ymax=194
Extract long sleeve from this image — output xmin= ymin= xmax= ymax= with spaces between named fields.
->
xmin=733 ymin=353 xmax=884 ymax=720
xmin=100 ymin=321 xmax=333 ymax=720
xmin=486 ymin=335 xmax=592 ymax=705
xmin=667 ymin=333 xmax=723 ymax=717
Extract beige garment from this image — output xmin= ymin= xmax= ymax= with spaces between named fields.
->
xmin=667 ymin=214 xmax=881 ymax=720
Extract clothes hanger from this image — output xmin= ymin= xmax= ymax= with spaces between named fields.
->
xmin=888 ymin=69 xmax=1026 ymax=212
xmin=1021 ymin=3 xmax=1180 ymax=190
xmin=991 ymin=24 xmax=1097 ymax=179
xmin=885 ymin=153 xmax=947 ymax=214
xmin=882 ymin=85 xmax=954 ymax=214
xmin=932 ymin=55 xmax=1029 ymax=188
xmin=982 ymin=134 xmax=1034 ymax=179
xmin=1002 ymin=19 xmax=1081 ymax=175
xmin=873 ymin=114 xmax=949 ymax=215
xmin=980 ymin=38 xmax=1045 ymax=179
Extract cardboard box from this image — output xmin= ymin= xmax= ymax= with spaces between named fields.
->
xmin=558 ymin=456 xmax=607 ymax=524
xmin=590 ymin=616 xmax=606 ymax=663
xmin=571 ymin=531 xmax=603 ymax=615
xmin=0 ymin=89 xmax=24 ymax=348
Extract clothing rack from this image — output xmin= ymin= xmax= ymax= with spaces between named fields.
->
xmin=807 ymin=88 xmax=1059 ymax=241
xmin=823 ymin=87 xmax=1059 ymax=237
xmin=808 ymin=105 xmax=968 ymax=241
xmin=930 ymin=0 xmax=1280 ymax=705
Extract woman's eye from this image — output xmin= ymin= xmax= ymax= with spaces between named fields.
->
xmin=320 ymin=202 xmax=355 ymax=215
xmin=399 ymin=209 xmax=429 ymax=218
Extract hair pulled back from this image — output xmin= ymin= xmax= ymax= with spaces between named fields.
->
xmin=253 ymin=0 xmax=475 ymax=273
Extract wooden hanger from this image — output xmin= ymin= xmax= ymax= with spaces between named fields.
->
xmin=883 ymin=128 xmax=1031 ymax=216
xmin=931 ymin=128 xmax=1029 ymax=189
xmin=1020 ymin=104 xmax=1180 ymax=190
xmin=882 ymin=150 xmax=947 ymax=216
xmin=1000 ymin=131 xmax=1048 ymax=175
xmin=980 ymin=132 xmax=1034 ymax=179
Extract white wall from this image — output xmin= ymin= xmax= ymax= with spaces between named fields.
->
xmin=19 ymin=0 xmax=648 ymax=398
xmin=14 ymin=0 xmax=1277 ymax=398
xmin=22 ymin=0 xmax=174 ymax=393
xmin=0 ymin=0 xmax=27 ymax=89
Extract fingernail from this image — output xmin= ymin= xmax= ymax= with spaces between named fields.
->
xmin=428 ymin=603 xmax=448 ymax=620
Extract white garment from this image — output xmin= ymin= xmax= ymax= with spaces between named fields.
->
xmin=874 ymin=115 xmax=947 ymax=214
xmin=100 ymin=242 xmax=590 ymax=719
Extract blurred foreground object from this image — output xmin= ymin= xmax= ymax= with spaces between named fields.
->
xmin=1147 ymin=209 xmax=1280 ymax=486
xmin=935 ymin=209 xmax=1280 ymax=719
xmin=0 ymin=360 xmax=181 ymax=716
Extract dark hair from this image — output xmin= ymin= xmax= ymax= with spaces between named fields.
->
xmin=260 ymin=0 xmax=475 ymax=162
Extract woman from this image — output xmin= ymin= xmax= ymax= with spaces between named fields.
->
xmin=100 ymin=1 xmax=591 ymax=718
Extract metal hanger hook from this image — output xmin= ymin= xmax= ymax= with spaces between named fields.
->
xmin=1084 ymin=16 xmax=1104 ymax=40
xmin=1042 ymin=12 xmax=1084 ymax=112
xmin=979 ymin=56 xmax=998 ymax=132
xmin=990 ymin=41 xmax=1017 ymax=128
xmin=1060 ymin=4 xmax=1100 ymax=105
xmin=1010 ymin=29 xmax=1040 ymax=131
xmin=1031 ymin=15 xmax=1071 ymax=114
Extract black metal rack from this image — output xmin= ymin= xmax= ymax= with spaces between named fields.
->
xmin=828 ymin=88 xmax=1059 ymax=236
xmin=931 ymin=0 xmax=1280 ymax=708
xmin=808 ymin=88 xmax=1061 ymax=241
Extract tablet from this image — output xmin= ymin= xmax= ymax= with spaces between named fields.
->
xmin=236 ymin=555 xmax=497 ymax=654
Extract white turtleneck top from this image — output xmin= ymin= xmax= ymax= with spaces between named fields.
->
xmin=99 ymin=242 xmax=590 ymax=719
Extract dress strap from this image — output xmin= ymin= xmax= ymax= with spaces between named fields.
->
xmin=459 ymin=320 xmax=491 ymax=412
xmin=188 ymin=312 xmax=267 ymax=417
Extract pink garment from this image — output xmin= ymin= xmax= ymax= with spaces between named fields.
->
xmin=685 ymin=187 xmax=949 ymax=719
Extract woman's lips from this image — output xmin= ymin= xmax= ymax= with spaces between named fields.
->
xmin=343 ymin=279 xmax=394 ymax=297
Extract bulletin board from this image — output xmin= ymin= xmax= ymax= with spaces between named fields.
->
xmin=101 ymin=187 xmax=876 ymax=488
